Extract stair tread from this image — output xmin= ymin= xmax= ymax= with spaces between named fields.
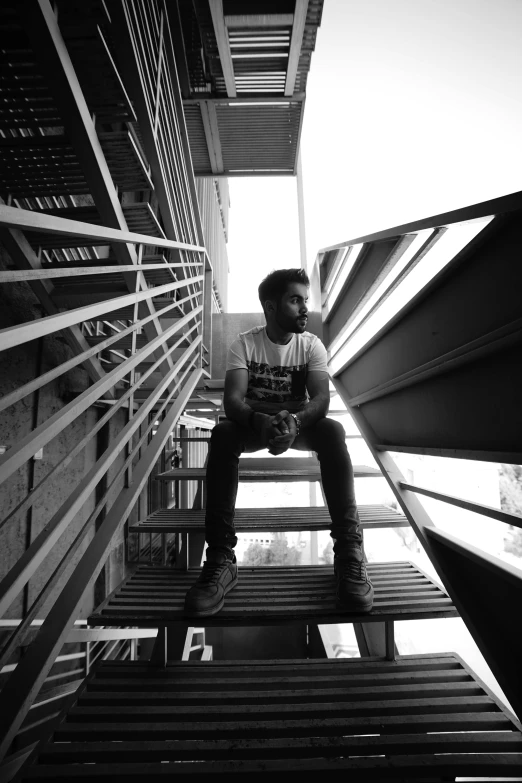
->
xmin=155 ymin=458 xmax=381 ymax=482
xmin=88 ymin=561 xmax=457 ymax=627
xmin=129 ymin=504 xmax=408 ymax=533
xmin=23 ymin=654 xmax=522 ymax=778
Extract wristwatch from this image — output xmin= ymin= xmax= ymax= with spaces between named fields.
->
xmin=290 ymin=413 xmax=301 ymax=436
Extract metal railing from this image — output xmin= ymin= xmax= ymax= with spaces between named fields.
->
xmin=111 ymin=0 xmax=220 ymax=353
xmin=312 ymin=189 xmax=522 ymax=719
xmin=0 ymin=619 xmax=209 ymax=777
xmin=0 ymin=207 xmax=206 ymax=759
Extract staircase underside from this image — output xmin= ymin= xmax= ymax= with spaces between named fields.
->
xmin=88 ymin=562 xmax=456 ymax=627
xmin=23 ymin=653 xmax=522 ymax=779
xmin=129 ymin=504 xmax=409 ymax=534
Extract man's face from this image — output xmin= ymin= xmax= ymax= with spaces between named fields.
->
xmin=273 ymin=282 xmax=309 ymax=334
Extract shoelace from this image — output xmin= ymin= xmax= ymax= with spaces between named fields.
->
xmin=197 ymin=560 xmax=230 ymax=585
xmin=338 ymin=560 xmax=367 ymax=582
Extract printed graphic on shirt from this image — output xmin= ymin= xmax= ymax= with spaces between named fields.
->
xmin=245 ymin=360 xmax=308 ymax=403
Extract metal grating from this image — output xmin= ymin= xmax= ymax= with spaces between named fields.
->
xmin=216 ymin=101 xmax=302 ymax=172
xmin=0 ymin=134 xmax=88 ymax=199
xmin=155 ymin=457 xmax=381 ymax=483
xmin=24 ymin=654 xmax=522 ymax=778
xmin=129 ymin=504 xmax=410 ymax=534
xmin=228 ymin=27 xmax=291 ymax=94
xmin=88 ymin=561 xmax=457 ymax=627
xmin=98 ymin=131 xmax=153 ymax=192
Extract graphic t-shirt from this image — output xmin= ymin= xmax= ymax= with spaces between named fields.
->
xmin=226 ymin=326 xmax=328 ymax=414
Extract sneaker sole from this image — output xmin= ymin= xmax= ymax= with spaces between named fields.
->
xmin=335 ymin=587 xmax=375 ymax=613
xmin=335 ymin=597 xmax=374 ymax=613
xmin=184 ymin=573 xmax=239 ymax=618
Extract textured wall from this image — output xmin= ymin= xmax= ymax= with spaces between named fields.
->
xmin=0 ymin=260 xmax=128 ymax=627
xmin=210 ymin=312 xmax=265 ymax=379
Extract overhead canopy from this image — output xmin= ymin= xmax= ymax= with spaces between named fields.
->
xmin=173 ymin=0 xmax=323 ymax=176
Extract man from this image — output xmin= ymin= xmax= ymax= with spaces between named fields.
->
xmin=184 ymin=268 xmax=373 ymax=616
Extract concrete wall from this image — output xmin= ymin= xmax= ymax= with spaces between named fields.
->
xmin=211 ymin=313 xmax=265 ymax=379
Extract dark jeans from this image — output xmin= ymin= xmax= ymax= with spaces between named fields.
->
xmin=205 ymin=417 xmax=363 ymax=559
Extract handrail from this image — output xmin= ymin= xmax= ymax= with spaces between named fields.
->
xmin=318 ymin=190 xmax=522 ymax=253
xmin=0 ymin=275 xmax=203 ymax=352
xmin=319 ymin=190 xmax=522 ymax=720
xmin=0 ymin=216 xmax=206 ymax=760
xmin=1 ymin=652 xmax=85 ymax=675
xmin=68 ymin=628 xmax=158 ymax=643
xmin=0 ymin=203 xmax=205 ymax=254
xmin=0 ymin=368 xmax=201 ymax=758
xmin=0 ymin=337 xmax=201 ymax=617
xmin=0 ymin=290 xmax=200 ymax=417
xmin=0 ymin=0 xmax=214 ymax=764
xmin=0 ymin=261 xmax=203 ymax=283
xmin=0 ymin=619 xmax=158 ymax=642
xmin=400 ymin=482 xmax=522 ymax=531
xmin=0 ymin=306 xmax=202 ymax=486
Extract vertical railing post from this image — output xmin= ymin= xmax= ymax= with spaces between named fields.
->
xmin=203 ymin=258 xmax=213 ymax=372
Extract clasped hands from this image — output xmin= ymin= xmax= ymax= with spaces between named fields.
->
xmin=257 ymin=410 xmax=297 ymax=456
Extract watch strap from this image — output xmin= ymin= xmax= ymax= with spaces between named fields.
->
xmin=290 ymin=413 xmax=301 ymax=435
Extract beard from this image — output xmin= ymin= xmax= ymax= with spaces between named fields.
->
xmin=275 ymin=310 xmax=307 ymax=333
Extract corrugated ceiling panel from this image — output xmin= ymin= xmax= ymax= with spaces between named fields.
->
xmin=216 ymin=102 xmax=302 ymax=172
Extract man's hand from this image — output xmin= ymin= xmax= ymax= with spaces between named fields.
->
xmin=254 ymin=412 xmax=285 ymax=450
xmin=267 ymin=410 xmax=297 ymax=455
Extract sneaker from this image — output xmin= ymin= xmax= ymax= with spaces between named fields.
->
xmin=184 ymin=552 xmax=238 ymax=617
xmin=334 ymin=550 xmax=374 ymax=612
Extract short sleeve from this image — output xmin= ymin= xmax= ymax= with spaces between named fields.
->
xmin=308 ymin=337 xmax=328 ymax=373
xmin=226 ymin=336 xmax=248 ymax=372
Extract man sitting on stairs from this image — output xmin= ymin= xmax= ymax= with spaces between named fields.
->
xmin=184 ymin=268 xmax=374 ymax=617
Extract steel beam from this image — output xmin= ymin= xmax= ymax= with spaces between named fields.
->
xmin=285 ymin=0 xmax=308 ymax=96
xmin=208 ymin=0 xmax=236 ymax=98
xmin=200 ymin=102 xmax=224 ymax=174
xmin=338 ymin=215 xmax=522 ymax=456
xmin=426 ymin=527 xmax=522 ymax=720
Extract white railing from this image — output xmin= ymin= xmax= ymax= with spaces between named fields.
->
xmin=313 ymin=189 xmax=522 ymax=719
xmin=0 ymin=206 xmax=206 ymax=759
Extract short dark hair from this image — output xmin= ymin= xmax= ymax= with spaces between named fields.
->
xmin=258 ymin=268 xmax=309 ymax=313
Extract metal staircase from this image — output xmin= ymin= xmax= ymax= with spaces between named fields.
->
xmin=20 ymin=445 xmax=522 ymax=779
xmin=19 ymin=656 xmax=522 ymax=780
xmin=1 ymin=0 xmax=521 ymax=778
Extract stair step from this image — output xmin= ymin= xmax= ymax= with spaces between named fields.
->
xmin=129 ymin=504 xmax=408 ymax=533
xmin=88 ymin=562 xmax=456 ymax=627
xmin=23 ymin=654 xmax=522 ymax=778
xmin=155 ymin=458 xmax=381 ymax=483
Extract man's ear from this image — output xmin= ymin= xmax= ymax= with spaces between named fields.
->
xmin=265 ymin=299 xmax=276 ymax=314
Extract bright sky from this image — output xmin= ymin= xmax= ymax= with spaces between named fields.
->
xmin=226 ymin=0 xmax=522 ymax=313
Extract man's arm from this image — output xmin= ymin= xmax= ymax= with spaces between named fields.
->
xmin=224 ymin=369 xmax=287 ymax=445
xmin=296 ymin=370 xmax=330 ymax=429
xmin=268 ymin=371 xmax=330 ymax=452
xmin=223 ymin=368 xmax=253 ymax=428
